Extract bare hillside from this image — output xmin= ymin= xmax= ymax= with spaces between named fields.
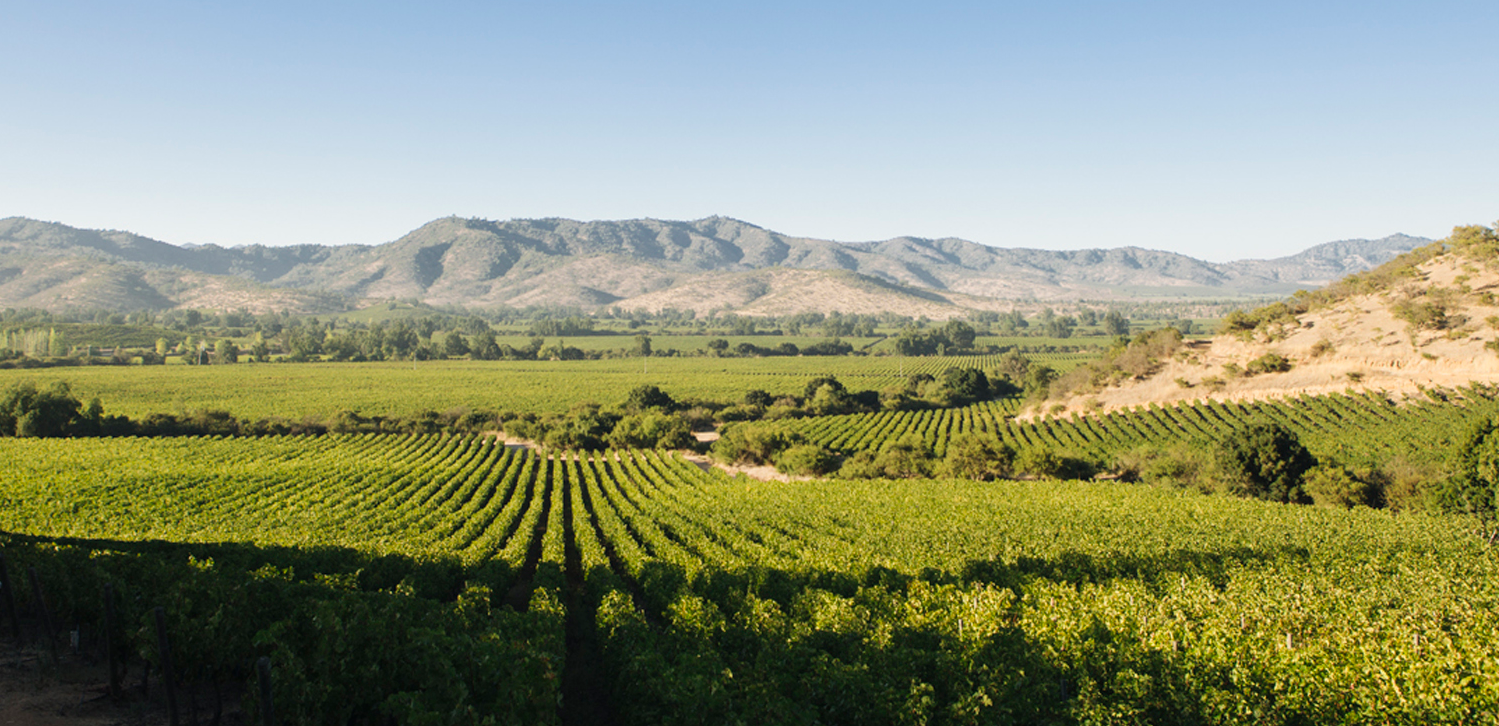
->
xmin=1038 ymin=223 xmax=1499 ymax=416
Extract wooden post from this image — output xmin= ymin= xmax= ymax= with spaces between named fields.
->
xmin=0 ymin=554 xmax=20 ymax=643
xmin=256 ymin=656 xmax=276 ymax=726
xmin=104 ymin=584 xmax=121 ymax=699
xmin=153 ymin=607 xmax=180 ymax=726
xmin=27 ymin=567 xmax=58 ymax=662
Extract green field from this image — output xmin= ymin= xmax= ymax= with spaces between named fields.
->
xmin=3 ymin=436 xmax=1494 ymax=724
xmin=0 ymin=354 xmax=1093 ymax=420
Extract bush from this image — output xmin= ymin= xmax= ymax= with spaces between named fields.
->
xmin=872 ymin=434 xmax=935 ymax=479
xmin=774 ymin=445 xmax=839 ymax=476
xmin=836 ymin=450 xmax=884 ymax=479
xmin=942 ymin=434 xmax=1015 ymax=481
xmin=1220 ymin=302 xmax=1297 ymax=338
xmin=607 ymin=412 xmax=694 ymax=450
xmin=1014 ymin=447 xmax=1095 ymax=480
xmin=1215 ymin=422 xmax=1316 ymax=503
xmin=1245 ymin=352 xmax=1292 ymax=375
xmin=836 ymin=434 xmax=936 ymax=480
xmin=625 ymin=385 xmax=677 ymax=412
xmin=1113 ymin=444 xmax=1214 ymax=491
xmin=1391 ymin=299 xmax=1448 ymax=331
xmin=1378 ymin=457 xmax=1444 ymax=513
xmin=712 ymin=424 xmax=799 ymax=465
xmin=1303 ymin=464 xmax=1385 ymax=509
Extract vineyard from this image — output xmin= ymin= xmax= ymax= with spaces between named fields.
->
xmin=3 ymin=434 xmax=1497 ymax=724
xmin=758 ymin=385 xmax=1499 ymax=467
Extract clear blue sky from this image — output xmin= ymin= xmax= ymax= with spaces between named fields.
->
xmin=2 ymin=1 xmax=1495 ymax=260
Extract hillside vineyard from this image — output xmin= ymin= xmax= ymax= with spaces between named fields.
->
xmin=3 ymin=433 xmax=1496 ymax=724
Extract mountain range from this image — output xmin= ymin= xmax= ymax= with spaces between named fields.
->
xmin=0 ymin=216 xmax=1429 ymax=316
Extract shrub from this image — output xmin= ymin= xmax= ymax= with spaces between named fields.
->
xmin=1245 ymin=352 xmax=1292 ymax=376
xmin=872 ymin=434 xmax=935 ymax=479
xmin=774 ymin=445 xmax=839 ymax=476
xmin=712 ymin=424 xmax=799 ymax=465
xmin=1113 ymin=444 xmax=1214 ymax=492
xmin=607 ymin=412 xmax=694 ymax=450
xmin=624 ymin=385 xmax=677 ymax=412
xmin=835 ymin=434 xmax=937 ymax=480
xmin=1379 ymin=457 xmax=1444 ymax=513
xmin=1220 ymin=302 xmax=1297 ymax=338
xmin=942 ymin=434 xmax=1015 ymax=481
xmin=1214 ymin=422 xmax=1316 ymax=504
xmin=1014 ymin=447 xmax=1095 ymax=480
xmin=1391 ymin=299 xmax=1448 ymax=331
xmin=836 ymin=451 xmax=884 ymax=479
xmin=1303 ymin=464 xmax=1385 ymax=509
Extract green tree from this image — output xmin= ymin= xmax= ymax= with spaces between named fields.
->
xmin=802 ymin=376 xmax=844 ymax=400
xmin=941 ymin=320 xmax=977 ymax=350
xmin=0 ymin=381 xmax=83 ymax=437
xmin=807 ymin=383 xmax=854 ymax=416
xmin=1102 ymin=311 xmax=1130 ymax=336
xmin=214 ymin=339 xmax=239 ymax=364
xmin=625 ymin=385 xmax=676 ymax=412
xmin=470 ymin=330 xmax=500 ymax=360
xmin=995 ymin=350 xmax=1031 ymax=384
xmin=1304 ymin=463 xmax=1385 ymax=509
xmin=934 ymin=367 xmax=990 ymax=406
xmin=251 ymin=332 xmax=271 ymax=362
xmin=442 ymin=330 xmax=470 ymax=358
xmin=712 ymin=424 xmax=799 ymax=465
xmin=1215 ymin=422 xmax=1316 ymax=503
xmin=635 ymin=334 xmax=652 ymax=357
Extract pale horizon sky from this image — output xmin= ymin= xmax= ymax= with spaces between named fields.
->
xmin=3 ymin=1 xmax=1495 ymax=262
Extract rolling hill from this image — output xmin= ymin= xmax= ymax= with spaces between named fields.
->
xmin=0 ymin=215 xmax=1428 ymax=315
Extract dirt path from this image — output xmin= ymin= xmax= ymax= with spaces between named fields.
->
xmin=0 ymin=648 xmax=170 ymax=726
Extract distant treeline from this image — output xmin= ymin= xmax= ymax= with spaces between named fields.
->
xmin=0 ymin=302 xmax=1217 ymax=365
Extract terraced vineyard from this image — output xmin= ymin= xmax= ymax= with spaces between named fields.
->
xmin=3 ymin=434 xmax=1497 ymax=724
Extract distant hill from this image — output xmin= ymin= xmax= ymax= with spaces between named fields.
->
xmin=0 ymin=215 xmax=1429 ymax=314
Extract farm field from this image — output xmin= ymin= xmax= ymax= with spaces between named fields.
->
xmin=0 ymin=353 xmax=1095 ymax=420
xmin=3 ymin=435 xmax=1496 ymax=724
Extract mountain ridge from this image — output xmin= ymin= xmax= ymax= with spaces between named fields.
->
xmin=0 ymin=215 xmax=1430 ymax=314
